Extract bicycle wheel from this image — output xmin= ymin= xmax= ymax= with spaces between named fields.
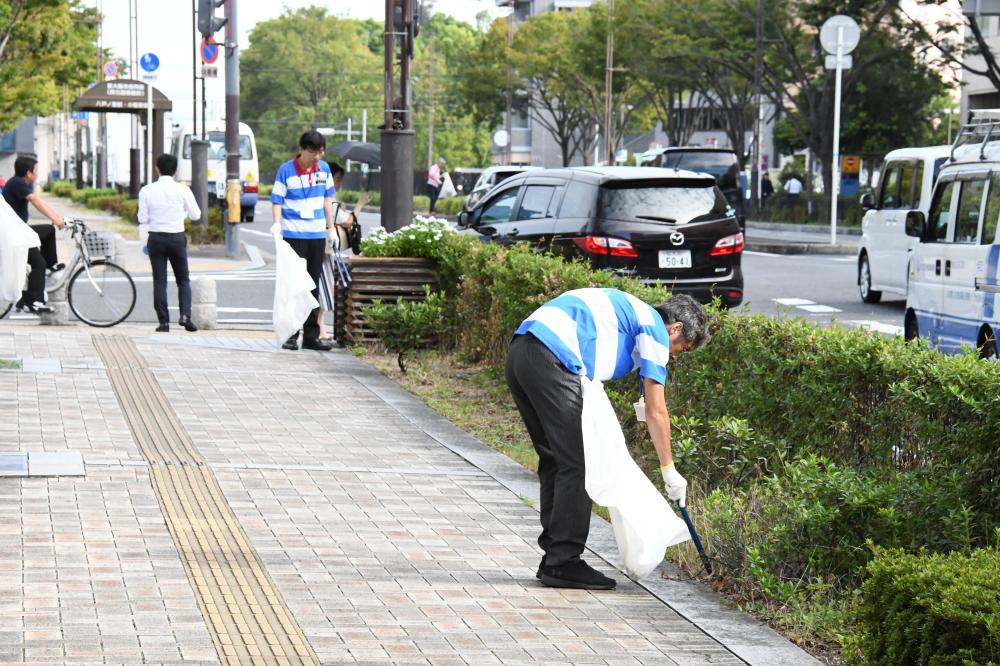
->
xmin=68 ymin=260 xmax=136 ymax=327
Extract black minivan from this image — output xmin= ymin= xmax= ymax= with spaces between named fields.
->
xmin=456 ymin=167 xmax=744 ymax=307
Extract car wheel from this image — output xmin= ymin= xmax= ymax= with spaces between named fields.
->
xmin=904 ymin=311 xmax=919 ymax=342
xmin=859 ymin=254 xmax=882 ymax=304
xmin=980 ymin=329 xmax=998 ymax=361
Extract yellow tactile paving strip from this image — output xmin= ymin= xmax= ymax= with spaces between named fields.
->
xmin=94 ymin=335 xmax=319 ymax=666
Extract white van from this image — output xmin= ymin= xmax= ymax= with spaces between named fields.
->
xmin=170 ymin=121 xmax=259 ymax=222
xmin=857 ymin=145 xmax=950 ymax=303
xmin=904 ymin=113 xmax=1000 ymax=358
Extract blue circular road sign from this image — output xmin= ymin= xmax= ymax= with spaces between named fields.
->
xmin=139 ymin=52 xmax=160 ymax=73
xmin=200 ymin=39 xmax=219 ymax=65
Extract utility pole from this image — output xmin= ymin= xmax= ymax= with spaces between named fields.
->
xmin=426 ymin=34 xmax=436 ymax=171
xmin=382 ymin=0 xmax=415 ymax=232
xmin=224 ymin=0 xmax=241 ymax=257
xmin=505 ymin=5 xmax=513 ymax=166
xmin=751 ymin=0 xmax=763 ymax=213
xmin=603 ymin=0 xmax=615 ymax=165
xmin=129 ymin=0 xmax=141 ymax=198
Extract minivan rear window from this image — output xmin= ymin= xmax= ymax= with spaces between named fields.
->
xmin=600 ymin=181 xmax=730 ymax=224
xmin=183 ymin=132 xmax=254 ymax=160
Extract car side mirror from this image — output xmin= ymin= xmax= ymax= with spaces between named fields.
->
xmin=905 ymin=210 xmax=926 ymax=238
xmin=456 ymin=210 xmax=469 ymax=228
xmin=860 ymin=192 xmax=876 ymax=210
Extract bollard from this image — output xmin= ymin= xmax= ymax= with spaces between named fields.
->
xmin=191 ymin=277 xmax=217 ymax=330
xmin=39 ymin=281 xmax=71 ymax=326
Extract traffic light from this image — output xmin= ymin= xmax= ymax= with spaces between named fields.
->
xmin=197 ymin=0 xmax=226 ymax=38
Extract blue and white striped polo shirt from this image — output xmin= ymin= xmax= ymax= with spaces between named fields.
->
xmin=515 ymin=288 xmax=672 ymax=384
xmin=271 ymin=158 xmax=335 ymax=239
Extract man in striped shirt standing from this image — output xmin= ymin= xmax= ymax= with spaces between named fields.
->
xmin=272 ymin=131 xmax=348 ymax=351
xmin=506 ymin=289 xmax=711 ymax=590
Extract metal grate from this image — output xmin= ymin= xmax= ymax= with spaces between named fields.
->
xmin=83 ymin=231 xmax=115 ymax=259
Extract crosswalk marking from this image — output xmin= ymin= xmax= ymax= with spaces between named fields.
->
xmin=773 ymin=297 xmax=842 ymax=314
xmin=846 ymin=320 xmax=904 ymax=336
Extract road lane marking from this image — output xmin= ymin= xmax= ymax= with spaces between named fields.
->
xmin=797 ymin=304 xmax=842 ymax=313
xmin=774 ymin=298 xmax=814 ymax=306
xmin=847 ymin=320 xmax=904 ymax=336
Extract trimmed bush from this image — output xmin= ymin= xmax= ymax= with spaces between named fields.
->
xmin=87 ymin=195 xmax=125 ymax=215
xmin=119 ymin=199 xmax=139 ymax=224
xmin=70 ymin=187 xmax=117 ymax=206
xmin=852 ymin=546 xmax=1000 ymax=665
xmin=365 ymin=289 xmax=447 ymax=372
xmin=413 ymin=195 xmax=430 ymax=212
xmin=258 ymin=183 xmax=272 ymax=198
xmin=47 ymin=181 xmax=76 ymax=197
xmin=434 ymin=196 xmax=466 ymax=216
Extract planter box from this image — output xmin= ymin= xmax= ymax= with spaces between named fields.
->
xmin=335 ymin=256 xmax=438 ymax=344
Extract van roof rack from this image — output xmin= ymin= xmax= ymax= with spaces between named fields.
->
xmin=951 ymin=110 xmax=1000 ymax=162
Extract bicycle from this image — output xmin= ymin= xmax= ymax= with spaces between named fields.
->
xmin=0 ymin=218 xmax=136 ymax=327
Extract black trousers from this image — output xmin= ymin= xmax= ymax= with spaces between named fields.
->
xmin=284 ymin=237 xmax=325 ymax=342
xmin=30 ymin=224 xmax=58 ymax=269
xmin=505 ymin=333 xmax=590 ymax=567
xmin=427 ymin=184 xmax=441 ymax=212
xmin=148 ymin=232 xmax=191 ymax=325
xmin=22 ymin=224 xmax=57 ymax=304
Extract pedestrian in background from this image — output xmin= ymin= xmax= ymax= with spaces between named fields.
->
xmin=784 ymin=174 xmax=803 ymax=200
xmin=505 ymin=289 xmax=710 ymax=590
xmin=3 ymin=155 xmax=66 ymax=314
xmin=761 ymin=172 xmax=774 ymax=201
xmin=272 ymin=130 xmax=346 ymax=351
xmin=138 ymin=153 xmax=201 ymax=333
xmin=426 ymin=157 xmax=446 ymax=213
xmin=317 ymin=162 xmax=367 ymax=344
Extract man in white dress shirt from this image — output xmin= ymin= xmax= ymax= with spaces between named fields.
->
xmin=138 ymin=154 xmax=201 ymax=333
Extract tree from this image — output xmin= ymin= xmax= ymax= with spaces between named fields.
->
xmin=240 ymin=8 xmax=383 ymax=179
xmin=0 ymin=0 xmax=98 ymax=132
xmin=410 ymin=13 xmax=493 ymax=169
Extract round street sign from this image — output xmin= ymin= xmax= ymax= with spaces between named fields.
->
xmin=820 ymin=15 xmax=860 ymax=55
xmin=103 ymin=60 xmax=117 ymax=79
xmin=200 ymin=38 xmax=219 ymax=65
xmin=139 ymin=52 xmax=160 ymax=73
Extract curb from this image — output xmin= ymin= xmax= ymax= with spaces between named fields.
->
xmin=746 ymin=240 xmax=857 ymax=255
xmin=748 ymin=221 xmax=862 ymax=236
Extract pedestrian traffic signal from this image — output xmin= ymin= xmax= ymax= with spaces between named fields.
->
xmin=197 ymin=0 xmax=226 ymax=39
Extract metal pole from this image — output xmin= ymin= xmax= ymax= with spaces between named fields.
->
xmin=505 ymin=6 xmax=513 ymax=166
xmin=146 ymin=80 xmax=153 ymax=185
xmin=224 ymin=0 xmax=241 ymax=257
xmin=384 ymin=0 xmax=394 ymax=131
xmin=192 ymin=0 xmax=197 ymax=140
xmin=603 ymin=0 xmax=614 ymax=164
xmin=347 ymin=117 xmax=353 ymax=171
xmin=751 ymin=0 xmax=763 ymax=213
xmin=426 ymin=34 xmax=436 ymax=170
xmin=830 ymin=27 xmax=844 ymax=246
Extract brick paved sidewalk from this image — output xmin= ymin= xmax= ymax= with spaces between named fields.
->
xmin=0 ymin=322 xmax=818 ymax=665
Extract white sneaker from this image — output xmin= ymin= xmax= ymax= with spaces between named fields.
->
xmin=26 ymin=301 xmax=54 ymax=314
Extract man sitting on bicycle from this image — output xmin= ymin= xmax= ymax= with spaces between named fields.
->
xmin=2 ymin=155 xmax=66 ymax=314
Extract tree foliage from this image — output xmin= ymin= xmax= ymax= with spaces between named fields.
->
xmin=241 ymin=8 xmax=383 ymax=179
xmin=0 ymin=0 xmax=98 ymax=133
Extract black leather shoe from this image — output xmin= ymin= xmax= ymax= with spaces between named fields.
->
xmin=281 ymin=337 xmax=299 ymax=351
xmin=536 ymin=556 xmax=546 ymax=580
xmin=539 ymin=560 xmax=616 ymax=590
xmin=14 ymin=297 xmax=26 ymax=312
xmin=302 ymin=338 xmax=333 ymax=351
xmin=156 ymin=323 xmax=169 ymax=333
xmin=179 ymin=316 xmax=198 ymax=333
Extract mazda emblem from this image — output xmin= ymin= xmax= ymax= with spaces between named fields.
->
xmin=670 ymin=232 xmax=685 ymax=246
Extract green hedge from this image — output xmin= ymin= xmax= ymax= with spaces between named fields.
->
xmin=852 ymin=546 xmax=1000 ymax=665
xmin=69 ymin=187 xmax=117 ymax=206
xmin=434 ymin=196 xmax=466 ymax=216
xmin=359 ymin=222 xmax=1000 ymax=659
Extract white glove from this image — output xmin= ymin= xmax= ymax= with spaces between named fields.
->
xmin=661 ymin=464 xmax=688 ymax=508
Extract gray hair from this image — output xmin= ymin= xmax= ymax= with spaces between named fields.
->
xmin=654 ymin=294 xmax=712 ymax=349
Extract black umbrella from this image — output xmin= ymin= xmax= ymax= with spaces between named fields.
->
xmin=330 ymin=141 xmax=381 ymax=167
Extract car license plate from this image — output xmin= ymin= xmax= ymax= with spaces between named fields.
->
xmin=658 ymin=250 xmax=691 ymax=268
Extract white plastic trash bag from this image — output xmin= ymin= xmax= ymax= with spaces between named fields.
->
xmin=271 ymin=224 xmax=319 ymax=345
xmin=0 ymin=198 xmax=40 ymax=302
xmin=581 ymin=376 xmax=690 ymax=579
xmin=439 ymin=172 xmax=457 ymax=199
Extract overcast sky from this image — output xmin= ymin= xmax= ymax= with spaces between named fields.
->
xmin=86 ymin=0 xmax=503 ymax=181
